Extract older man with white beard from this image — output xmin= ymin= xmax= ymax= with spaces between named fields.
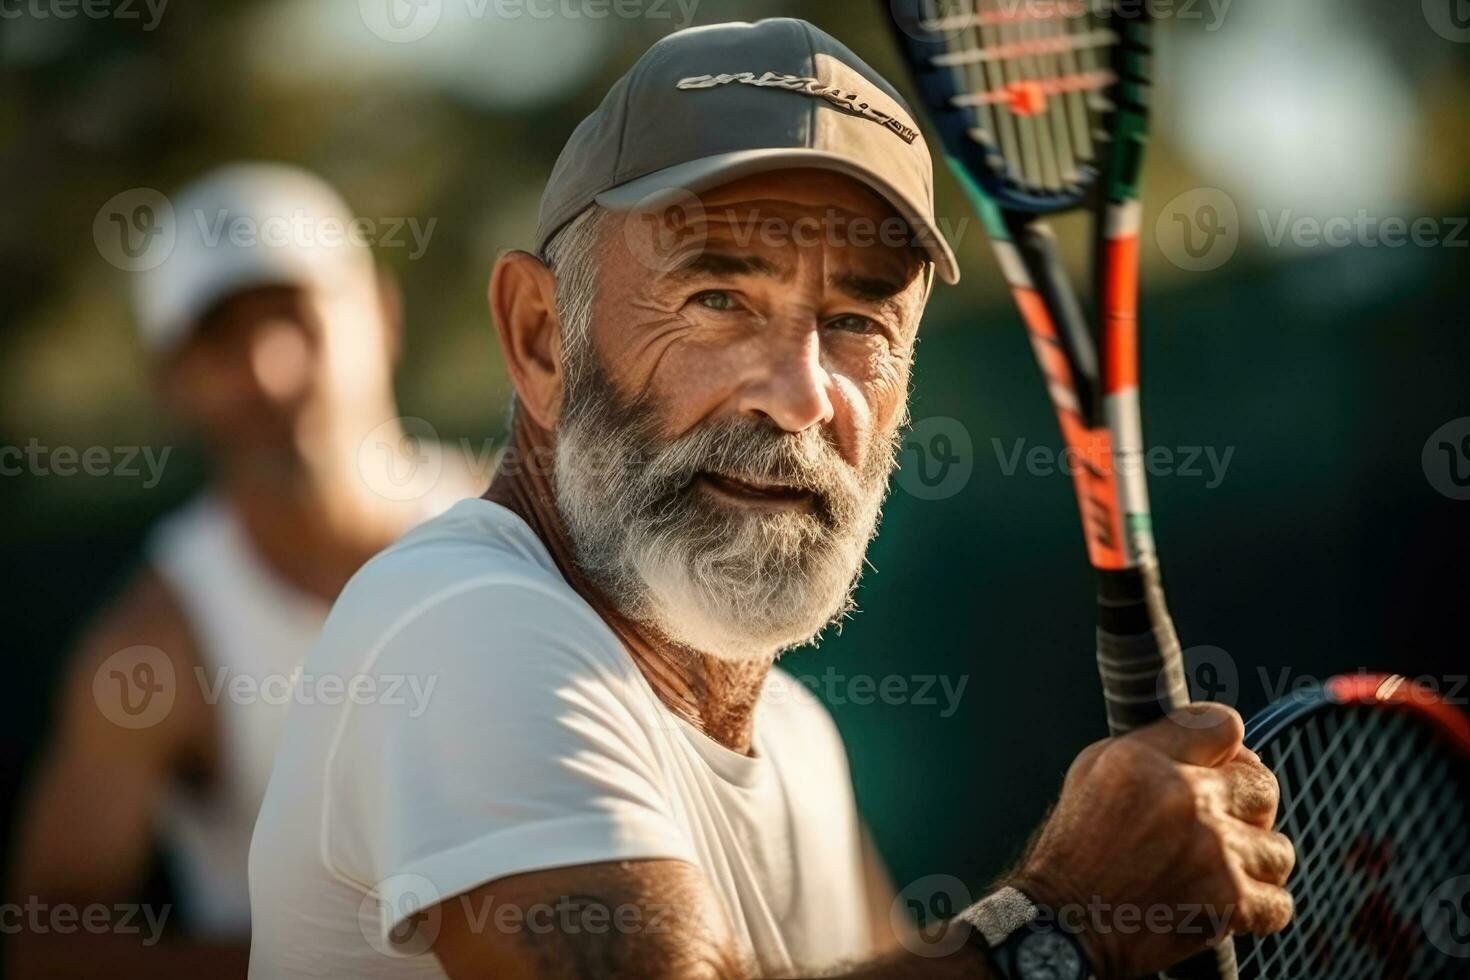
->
xmin=248 ymin=18 xmax=1294 ymax=980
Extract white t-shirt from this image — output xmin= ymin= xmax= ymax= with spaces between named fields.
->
xmin=248 ymin=499 xmax=874 ymax=978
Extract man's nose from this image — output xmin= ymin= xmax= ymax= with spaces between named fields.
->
xmin=734 ymin=329 xmax=835 ymax=434
xmin=248 ymin=319 xmax=314 ymax=402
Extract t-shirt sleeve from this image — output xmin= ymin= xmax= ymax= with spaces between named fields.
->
xmin=320 ymin=576 xmax=697 ymax=942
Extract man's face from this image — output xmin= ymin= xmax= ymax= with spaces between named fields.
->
xmin=552 ymin=169 xmax=931 ymax=661
xmin=161 ymin=279 xmax=394 ymax=466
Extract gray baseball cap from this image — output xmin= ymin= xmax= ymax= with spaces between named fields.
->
xmin=133 ymin=163 xmax=376 ymax=352
xmin=534 ymin=18 xmax=960 ymax=285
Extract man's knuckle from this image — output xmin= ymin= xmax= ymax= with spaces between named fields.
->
xmin=1069 ymin=738 xmax=1110 ymax=778
xmin=1087 ymin=740 xmax=1137 ymax=784
xmin=1178 ymin=702 xmax=1245 ymax=741
xmin=1272 ymin=891 xmax=1297 ymax=931
xmin=1207 ymin=702 xmax=1246 ymax=733
xmin=1246 ymin=889 xmax=1294 ymax=935
xmin=1238 ymin=758 xmax=1277 ymax=792
xmin=1269 ymin=832 xmax=1297 ymax=882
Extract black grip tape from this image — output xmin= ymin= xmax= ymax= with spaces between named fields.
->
xmin=1095 ymin=570 xmax=1233 ymax=980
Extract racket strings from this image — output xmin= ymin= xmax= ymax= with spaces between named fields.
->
xmin=1275 ymin=711 xmax=1467 ymax=977
xmin=1236 ymin=707 xmax=1470 ymax=979
xmin=1280 ymin=716 xmax=1430 ymax=966
xmin=1247 ymin=710 xmax=1450 ymax=977
xmin=919 ymin=0 xmax=1117 ymax=194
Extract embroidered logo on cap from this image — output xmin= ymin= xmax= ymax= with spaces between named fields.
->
xmin=676 ymin=72 xmax=919 ymax=145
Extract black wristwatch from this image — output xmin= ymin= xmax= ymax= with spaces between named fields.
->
xmin=959 ymin=886 xmax=1098 ymax=980
xmin=990 ymin=919 xmax=1094 ymax=980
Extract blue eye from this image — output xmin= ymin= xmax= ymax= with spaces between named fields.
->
xmin=829 ymin=313 xmax=877 ymax=334
xmin=695 ymin=291 xmax=740 ymax=312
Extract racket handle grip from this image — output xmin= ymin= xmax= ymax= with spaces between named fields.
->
xmin=1096 ymin=568 xmax=1238 ymax=980
xmin=1096 ymin=565 xmax=1189 ymax=736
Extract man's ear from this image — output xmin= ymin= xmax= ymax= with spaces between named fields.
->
xmin=489 ymin=250 xmax=564 ymax=431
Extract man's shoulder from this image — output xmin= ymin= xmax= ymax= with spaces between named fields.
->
xmin=339 ymin=499 xmax=566 ymax=612
xmin=315 ymin=499 xmax=620 ymax=673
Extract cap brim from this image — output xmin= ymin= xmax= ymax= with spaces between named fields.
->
xmin=594 ymin=149 xmax=960 ymax=285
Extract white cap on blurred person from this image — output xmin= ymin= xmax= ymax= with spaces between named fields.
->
xmin=132 ymin=163 xmax=375 ymax=353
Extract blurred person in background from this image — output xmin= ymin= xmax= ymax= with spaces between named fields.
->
xmin=7 ymin=163 xmax=474 ymax=979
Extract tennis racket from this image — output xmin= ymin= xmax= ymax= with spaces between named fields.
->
xmin=882 ymin=3 xmax=1230 ymax=977
xmin=1235 ymin=674 xmax=1470 ymax=979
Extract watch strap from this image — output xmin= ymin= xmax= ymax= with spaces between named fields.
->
xmin=956 ymin=886 xmax=1040 ymax=948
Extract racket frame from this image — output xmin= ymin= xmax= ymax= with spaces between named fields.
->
xmin=1246 ymin=673 xmax=1470 ymax=757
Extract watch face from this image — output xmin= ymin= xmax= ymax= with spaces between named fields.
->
xmin=1015 ymin=929 xmax=1083 ymax=980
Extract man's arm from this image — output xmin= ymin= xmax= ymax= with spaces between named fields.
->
xmin=430 ymin=859 xmax=993 ymax=980
xmin=7 ymin=569 xmax=248 ymax=979
xmin=429 ymin=704 xmax=1292 ymax=980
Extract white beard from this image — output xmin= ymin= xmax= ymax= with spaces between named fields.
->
xmin=552 ymin=373 xmax=897 ymax=663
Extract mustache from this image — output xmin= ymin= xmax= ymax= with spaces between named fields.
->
xmin=558 ymin=349 xmax=891 ymax=530
xmin=648 ymin=417 xmax=858 ymax=503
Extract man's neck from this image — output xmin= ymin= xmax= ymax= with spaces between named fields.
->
xmin=217 ymin=455 xmax=418 ymax=604
xmin=484 ymin=411 xmax=772 ymax=755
